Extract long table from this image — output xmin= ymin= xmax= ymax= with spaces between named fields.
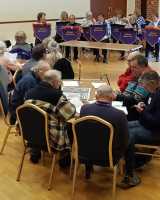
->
xmin=60 ymin=40 xmax=143 ymax=63
xmin=60 ymin=40 xmax=143 ymax=52
xmin=63 ymin=79 xmax=128 ymax=116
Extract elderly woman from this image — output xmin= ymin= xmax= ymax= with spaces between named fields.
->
xmin=11 ymin=31 xmax=32 ymax=60
xmin=44 ymin=38 xmax=74 ymax=79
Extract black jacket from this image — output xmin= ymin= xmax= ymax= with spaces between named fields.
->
xmin=53 ymin=58 xmax=74 ymax=79
xmin=140 ymin=90 xmax=160 ymax=133
xmin=25 ymin=81 xmax=62 ymax=106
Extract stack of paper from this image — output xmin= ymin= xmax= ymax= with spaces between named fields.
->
xmin=63 ymin=80 xmax=79 ymax=87
xmin=91 ymin=82 xmax=106 ymax=89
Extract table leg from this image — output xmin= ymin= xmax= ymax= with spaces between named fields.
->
xmin=71 ymin=47 xmax=74 ymax=62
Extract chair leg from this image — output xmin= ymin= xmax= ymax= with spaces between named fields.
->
xmin=112 ymin=166 xmax=117 ymax=200
xmin=70 ymin=151 xmax=74 ymax=178
xmin=42 ymin=151 xmax=46 ymax=166
xmin=72 ymin=160 xmax=78 ymax=198
xmin=0 ymin=126 xmax=11 ymax=154
xmin=119 ymin=159 xmax=124 ymax=176
xmin=48 ymin=153 xmax=56 ymax=191
xmin=16 ymin=147 xmax=27 ymax=181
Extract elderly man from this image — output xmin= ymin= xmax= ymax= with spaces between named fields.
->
xmin=116 ymin=71 xmax=160 ymax=121
xmin=118 ymin=54 xmax=151 ymax=92
xmin=120 ymin=74 xmax=160 ymax=188
xmin=25 ymin=70 xmax=76 ymax=163
xmin=10 ymin=60 xmax=50 ymax=124
xmin=80 ymin=85 xmax=129 ymax=178
xmin=118 ymin=51 xmax=141 ymax=92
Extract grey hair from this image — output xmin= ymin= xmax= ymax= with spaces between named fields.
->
xmin=42 ymin=37 xmax=60 ymax=53
xmin=139 ymin=71 xmax=160 ymax=84
xmin=127 ymin=51 xmax=141 ymax=61
xmin=86 ymin=11 xmax=93 ymax=18
xmin=0 ymin=41 xmax=7 ymax=55
xmin=31 ymin=60 xmax=50 ymax=73
xmin=96 ymin=85 xmax=113 ymax=97
xmin=43 ymin=69 xmax=62 ymax=83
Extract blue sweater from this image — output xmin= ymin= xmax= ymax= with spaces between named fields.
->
xmin=10 ymin=72 xmax=40 ymax=124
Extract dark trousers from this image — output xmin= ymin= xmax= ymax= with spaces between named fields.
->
xmin=112 ymin=37 xmax=125 ymax=57
xmin=145 ymin=42 xmax=160 ymax=60
xmin=65 ymin=46 xmax=78 ymax=60
xmin=125 ymin=121 xmax=155 ymax=176
xmin=35 ymin=38 xmax=42 ymax=46
xmin=94 ymin=38 xmax=110 ymax=59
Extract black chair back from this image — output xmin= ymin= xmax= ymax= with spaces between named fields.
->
xmin=16 ymin=103 xmax=51 ymax=154
xmin=72 ymin=116 xmax=114 ymax=168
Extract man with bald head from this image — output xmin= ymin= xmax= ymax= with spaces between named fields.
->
xmin=80 ymin=85 xmax=129 ymax=178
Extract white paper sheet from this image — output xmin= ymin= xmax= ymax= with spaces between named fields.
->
xmin=91 ymin=82 xmax=106 ymax=89
xmin=63 ymin=81 xmax=79 ymax=87
xmin=70 ymin=97 xmax=83 ymax=113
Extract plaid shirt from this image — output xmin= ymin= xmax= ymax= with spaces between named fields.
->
xmin=25 ymin=95 xmax=76 ymax=151
xmin=137 ymin=16 xmax=146 ymax=28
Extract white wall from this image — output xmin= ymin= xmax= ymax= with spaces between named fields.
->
xmin=127 ymin=0 xmax=135 ymax=16
xmin=0 ymin=0 xmax=90 ymax=21
xmin=0 ymin=0 xmax=137 ymax=43
xmin=0 ymin=0 xmax=90 ymax=43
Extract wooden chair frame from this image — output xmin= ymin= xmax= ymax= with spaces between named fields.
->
xmin=71 ymin=115 xmax=118 ymax=200
xmin=0 ymin=99 xmax=17 ymax=154
xmin=16 ymin=103 xmax=56 ymax=190
xmin=135 ymin=144 xmax=160 ymax=158
xmin=13 ymin=68 xmax=22 ymax=87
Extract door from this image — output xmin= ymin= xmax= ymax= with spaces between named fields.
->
xmin=91 ymin=0 xmax=127 ymax=18
xmin=141 ymin=0 xmax=147 ymax=19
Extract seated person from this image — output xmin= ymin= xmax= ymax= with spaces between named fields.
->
xmin=25 ymin=70 xmax=76 ymax=163
xmin=145 ymin=14 xmax=160 ymax=62
xmin=0 ymin=64 xmax=12 ymax=95
xmin=119 ymin=78 xmax=160 ymax=188
xmin=0 ymin=41 xmax=18 ymax=72
xmin=54 ymin=58 xmax=74 ymax=79
xmin=22 ymin=44 xmax=47 ymax=75
xmin=118 ymin=51 xmax=141 ymax=92
xmin=116 ymin=71 xmax=160 ymax=121
xmin=43 ymin=42 xmax=74 ymax=79
xmin=80 ymin=85 xmax=129 ymax=178
xmin=118 ymin=54 xmax=151 ymax=95
xmin=11 ymin=31 xmax=32 ymax=60
xmin=10 ymin=61 xmax=50 ymax=124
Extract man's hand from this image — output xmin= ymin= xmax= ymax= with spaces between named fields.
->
xmin=134 ymin=102 xmax=146 ymax=113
